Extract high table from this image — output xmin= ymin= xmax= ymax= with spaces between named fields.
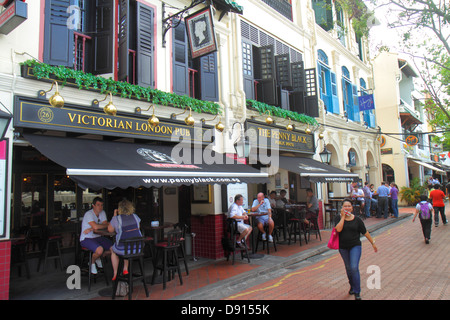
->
xmin=247 ymin=212 xmax=269 ymax=258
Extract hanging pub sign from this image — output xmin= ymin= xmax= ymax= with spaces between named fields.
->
xmin=0 ymin=0 xmax=27 ymax=35
xmin=358 ymin=94 xmax=375 ymax=111
xmin=185 ymin=6 xmax=218 ymax=59
xmin=405 ymin=135 xmax=419 ymax=147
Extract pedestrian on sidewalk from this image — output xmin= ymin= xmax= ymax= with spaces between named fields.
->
xmin=412 ymin=195 xmax=434 ymax=244
xmin=429 ymin=184 xmax=448 ymax=227
xmin=376 ymin=182 xmax=389 ymax=219
xmin=389 ymin=183 xmax=399 ymax=218
xmin=335 ymin=199 xmax=378 ymax=300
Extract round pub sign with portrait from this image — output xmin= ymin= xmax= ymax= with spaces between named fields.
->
xmin=405 ymin=135 xmax=419 ymax=147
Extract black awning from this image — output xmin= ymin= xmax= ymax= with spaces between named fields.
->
xmin=24 ymin=134 xmax=269 ymax=190
xmin=278 ymin=156 xmax=359 ymax=183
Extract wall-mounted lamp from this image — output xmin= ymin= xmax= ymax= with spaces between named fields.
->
xmin=201 ymin=114 xmax=225 ymax=132
xmin=286 ymin=118 xmax=294 ymax=131
xmin=136 ymin=105 xmax=159 ymax=127
xmin=319 ymin=146 xmax=332 ymax=165
xmin=346 ymin=163 xmax=355 ymax=168
xmin=93 ymin=92 xmax=117 ymax=116
xmin=365 ymin=164 xmax=370 ymax=171
xmin=263 ymin=110 xmax=274 ymax=125
xmin=229 ymin=122 xmax=250 ymax=158
xmin=39 ymin=81 xmax=64 ymax=108
xmin=171 ymin=107 xmax=195 ymax=126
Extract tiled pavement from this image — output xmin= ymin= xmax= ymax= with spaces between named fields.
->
xmin=9 ymin=206 xmax=449 ymax=300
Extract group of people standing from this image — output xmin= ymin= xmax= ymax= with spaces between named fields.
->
xmin=350 ymin=181 xmax=399 ymax=219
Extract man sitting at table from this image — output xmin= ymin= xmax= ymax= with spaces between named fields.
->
xmin=228 ymin=194 xmax=252 ymax=247
xmin=305 ymin=188 xmax=319 ymax=225
xmin=80 ymin=197 xmax=112 ymax=274
xmin=251 ymin=192 xmax=275 ymax=242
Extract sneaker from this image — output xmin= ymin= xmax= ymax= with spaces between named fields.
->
xmin=261 ymin=233 xmax=266 ymax=241
xmin=268 ymin=235 xmax=273 ymax=242
xmin=236 ymin=241 xmax=244 ymax=248
xmin=95 ymin=259 xmax=103 ymax=269
xmin=90 ymin=263 xmax=98 ymax=275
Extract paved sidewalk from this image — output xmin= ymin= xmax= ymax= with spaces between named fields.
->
xmin=92 ymin=208 xmax=426 ymax=301
xmin=10 ymin=206 xmax=447 ymax=300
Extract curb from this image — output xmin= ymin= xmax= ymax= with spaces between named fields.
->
xmin=171 ymin=213 xmax=413 ymax=300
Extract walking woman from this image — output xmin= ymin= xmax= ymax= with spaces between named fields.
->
xmin=335 ymin=199 xmax=378 ymax=300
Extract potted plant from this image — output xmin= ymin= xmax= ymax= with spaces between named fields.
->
xmin=399 ymin=177 xmax=427 ymax=206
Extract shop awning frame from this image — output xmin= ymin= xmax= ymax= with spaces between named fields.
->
xmin=23 ymin=134 xmax=270 ymax=190
xmin=277 ymin=156 xmax=359 ymax=183
xmin=412 ymin=159 xmax=446 ymax=174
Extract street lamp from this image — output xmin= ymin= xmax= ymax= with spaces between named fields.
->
xmin=319 ymin=146 xmax=332 ymax=165
xmin=0 ymin=103 xmax=12 ymax=140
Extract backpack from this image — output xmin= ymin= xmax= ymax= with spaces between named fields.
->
xmin=419 ymin=202 xmax=431 ymax=220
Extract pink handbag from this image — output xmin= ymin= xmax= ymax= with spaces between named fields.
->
xmin=327 ymin=227 xmax=339 ymax=250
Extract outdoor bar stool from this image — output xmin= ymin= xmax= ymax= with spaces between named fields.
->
xmin=37 ymin=232 xmax=64 ymax=273
xmin=224 ymin=219 xmax=250 ymax=265
xmin=151 ymin=229 xmax=183 ymax=290
xmin=11 ymin=239 xmax=31 ymax=279
xmin=287 ymin=218 xmax=308 ymax=246
xmin=112 ymin=237 xmax=149 ymax=300
xmin=255 ymin=224 xmax=277 ymax=254
xmin=80 ymin=247 xmax=109 ymax=292
xmin=173 ymin=223 xmax=189 ymax=275
xmin=305 ymin=213 xmax=322 ymax=242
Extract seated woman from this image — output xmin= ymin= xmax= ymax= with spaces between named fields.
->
xmin=108 ymin=199 xmax=142 ymax=281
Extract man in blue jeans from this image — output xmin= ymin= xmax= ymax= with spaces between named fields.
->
xmin=376 ymin=182 xmax=390 ymax=218
xmin=363 ymin=182 xmax=372 ymax=217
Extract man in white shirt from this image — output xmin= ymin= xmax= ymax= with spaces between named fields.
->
xmin=228 ymin=194 xmax=252 ymax=247
xmin=80 ymin=197 xmax=112 ymax=274
xmin=251 ymin=192 xmax=275 ymax=242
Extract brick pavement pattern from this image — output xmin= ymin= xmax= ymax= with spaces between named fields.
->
xmin=225 ymin=210 xmax=449 ymax=300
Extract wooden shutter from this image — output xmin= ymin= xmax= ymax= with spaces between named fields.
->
xmin=136 ymin=2 xmax=154 ymax=87
xmin=312 ymin=0 xmax=333 ymax=31
xmin=200 ymin=52 xmax=219 ymax=102
xmin=173 ymin=21 xmax=189 ymax=96
xmin=258 ymin=79 xmax=278 ymax=106
xmin=117 ymin=0 xmax=130 ymax=82
xmin=352 ymin=84 xmax=360 ymax=121
xmin=93 ymin=0 xmax=113 ymax=74
xmin=259 ymin=45 xmax=275 ymax=80
xmin=275 ymin=54 xmax=292 ymax=89
xmin=330 ymin=71 xmax=339 ymax=114
xmin=43 ymin=0 xmax=74 ymax=66
xmin=242 ymin=41 xmax=254 ymax=100
xmin=305 ymin=68 xmax=319 ymax=117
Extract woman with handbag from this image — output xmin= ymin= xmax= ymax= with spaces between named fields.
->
xmin=335 ymin=199 xmax=378 ymax=300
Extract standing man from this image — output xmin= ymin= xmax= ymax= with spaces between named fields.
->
xmin=363 ymin=182 xmax=372 ymax=218
xmin=80 ymin=197 xmax=112 ymax=274
xmin=376 ymin=182 xmax=390 ymax=219
xmin=228 ymin=194 xmax=252 ymax=247
xmin=390 ymin=183 xmax=399 ymax=218
xmin=251 ymin=192 xmax=274 ymax=242
xmin=429 ymin=184 xmax=448 ymax=227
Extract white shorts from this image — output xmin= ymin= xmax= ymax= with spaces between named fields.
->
xmin=237 ymin=222 xmax=251 ymax=234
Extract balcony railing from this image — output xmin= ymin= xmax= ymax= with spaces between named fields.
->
xmin=261 ymin=0 xmax=292 ymax=21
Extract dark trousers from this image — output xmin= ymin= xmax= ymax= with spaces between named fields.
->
xmin=433 ymin=206 xmax=447 ymax=225
xmin=377 ymin=197 xmax=388 ymax=218
xmin=420 ymin=218 xmax=432 ymax=240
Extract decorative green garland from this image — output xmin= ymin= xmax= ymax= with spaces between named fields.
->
xmin=21 ymin=59 xmax=222 ymax=115
xmin=246 ymin=99 xmax=318 ymax=126
xmin=21 ymin=60 xmax=317 ymax=126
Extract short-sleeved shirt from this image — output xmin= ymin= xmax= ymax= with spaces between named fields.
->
xmin=335 ymin=216 xmax=367 ymax=249
xmin=415 ymin=201 xmax=433 ymax=219
xmin=307 ymin=195 xmax=319 ymax=211
xmin=351 ymin=189 xmax=365 ymax=201
xmin=80 ymin=209 xmax=108 ymax=242
xmin=390 ymin=187 xmax=399 ymax=200
xmin=377 ymin=185 xmax=390 ymax=197
xmin=228 ymin=203 xmax=245 ymax=223
xmin=252 ymin=198 xmax=271 ymax=223
xmin=429 ymin=189 xmax=446 ymax=207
